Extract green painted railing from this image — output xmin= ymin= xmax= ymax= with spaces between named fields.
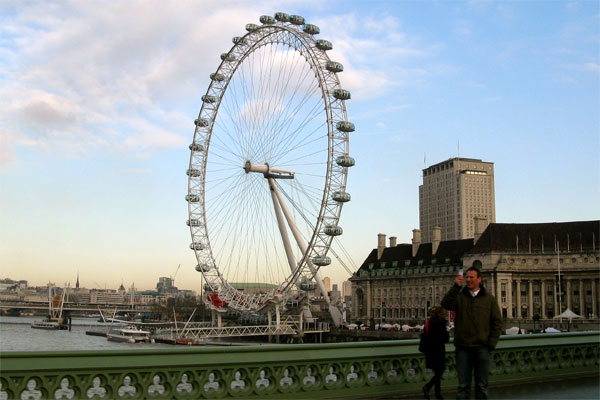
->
xmin=1 ymin=332 xmax=598 ymax=399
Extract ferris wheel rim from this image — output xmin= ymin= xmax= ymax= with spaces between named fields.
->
xmin=187 ymin=15 xmax=352 ymax=312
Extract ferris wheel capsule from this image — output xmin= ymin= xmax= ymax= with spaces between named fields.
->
xmin=332 ymin=89 xmax=351 ymax=100
xmin=326 ymin=61 xmax=344 ymax=73
xmin=195 ymin=264 xmax=212 ymax=272
xmin=315 ymin=39 xmax=333 ymax=51
xmin=195 ymin=118 xmax=209 ymax=127
xmin=260 ymin=15 xmax=275 ymax=25
xmin=274 ymin=12 xmax=289 ymax=22
xmin=202 ymin=95 xmax=217 ymax=103
xmin=245 ymin=23 xmax=259 ymax=32
xmin=312 ymin=256 xmax=331 ymax=266
xmin=232 ymin=36 xmax=247 ymax=45
xmin=336 ymin=121 xmax=355 ymax=132
xmin=289 ymin=15 xmax=305 ymax=25
xmin=336 ymin=155 xmax=355 ymax=167
xmin=186 ymin=194 xmax=200 ymax=202
xmin=299 ymin=279 xmax=317 ymax=291
xmin=187 ymin=219 xmax=200 ymax=227
xmin=303 ymin=24 xmax=320 ymax=35
xmin=190 ymin=242 xmax=205 ymax=251
xmin=186 ymin=169 xmax=201 ymax=177
xmin=189 ymin=142 xmax=204 ymax=152
xmin=220 ymin=53 xmax=236 ymax=62
xmin=332 ymin=191 xmax=351 ymax=202
xmin=210 ymin=73 xmax=226 ymax=82
xmin=324 ymin=225 xmax=343 ymax=236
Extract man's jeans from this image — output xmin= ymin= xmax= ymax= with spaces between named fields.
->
xmin=455 ymin=346 xmax=491 ymax=399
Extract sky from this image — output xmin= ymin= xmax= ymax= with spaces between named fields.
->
xmin=1 ymin=0 xmax=598 ymax=292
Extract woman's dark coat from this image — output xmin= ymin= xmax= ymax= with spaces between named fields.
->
xmin=424 ymin=317 xmax=449 ymax=370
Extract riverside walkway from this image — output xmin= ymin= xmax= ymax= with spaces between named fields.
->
xmin=0 ymin=331 xmax=597 ymax=399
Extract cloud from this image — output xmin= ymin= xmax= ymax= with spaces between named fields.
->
xmin=0 ymin=1 xmax=264 ymax=166
xmin=583 ymin=62 xmax=599 ymax=72
xmin=312 ymin=12 xmax=437 ymax=100
xmin=0 ymin=2 xmax=437 ymax=167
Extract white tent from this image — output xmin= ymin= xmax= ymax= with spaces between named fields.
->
xmin=544 ymin=327 xmax=561 ymax=333
xmin=505 ymin=326 xmax=521 ymax=335
xmin=553 ymin=309 xmax=583 ymax=320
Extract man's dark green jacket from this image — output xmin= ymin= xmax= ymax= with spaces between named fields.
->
xmin=441 ymin=284 xmax=503 ymax=349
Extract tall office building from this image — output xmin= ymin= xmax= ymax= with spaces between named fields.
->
xmin=342 ymin=280 xmax=352 ymax=297
xmin=419 ymin=157 xmax=495 ymax=242
xmin=322 ymin=276 xmax=332 ymax=292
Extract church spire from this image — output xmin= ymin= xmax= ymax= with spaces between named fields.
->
xmin=76 ymin=271 xmax=80 ymax=289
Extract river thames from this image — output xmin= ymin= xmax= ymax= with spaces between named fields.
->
xmin=0 ymin=316 xmax=173 ymax=352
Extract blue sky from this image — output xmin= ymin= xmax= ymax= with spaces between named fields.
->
xmin=1 ymin=0 xmax=598 ymax=291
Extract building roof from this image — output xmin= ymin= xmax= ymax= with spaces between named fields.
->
xmin=472 ymin=220 xmax=599 ymax=253
xmin=355 ymin=220 xmax=599 ymax=275
xmin=422 ymin=157 xmax=491 ymax=173
xmin=356 ymin=238 xmax=474 ymax=273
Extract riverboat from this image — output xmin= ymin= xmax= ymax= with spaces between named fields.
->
xmin=31 ymin=318 xmax=68 ymax=330
xmin=107 ymin=326 xmax=152 ymax=343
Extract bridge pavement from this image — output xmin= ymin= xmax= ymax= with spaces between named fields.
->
xmin=378 ymin=374 xmax=599 ymax=399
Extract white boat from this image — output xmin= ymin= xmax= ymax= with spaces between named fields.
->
xmin=107 ymin=326 xmax=151 ymax=343
xmin=31 ymin=319 xmax=66 ymax=330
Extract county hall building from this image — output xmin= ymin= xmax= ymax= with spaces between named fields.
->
xmin=349 ymin=220 xmax=599 ymax=324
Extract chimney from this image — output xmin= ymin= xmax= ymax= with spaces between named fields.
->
xmin=432 ymin=226 xmax=441 ymax=254
xmin=377 ymin=233 xmax=386 ymax=259
xmin=412 ymin=229 xmax=421 ymax=257
xmin=474 ymin=216 xmax=488 ymax=243
xmin=389 ymin=236 xmax=397 ymax=248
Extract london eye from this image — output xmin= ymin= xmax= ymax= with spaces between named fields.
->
xmin=186 ymin=12 xmax=355 ymax=314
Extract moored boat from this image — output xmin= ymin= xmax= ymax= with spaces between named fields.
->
xmin=31 ymin=318 xmax=68 ymax=330
xmin=107 ymin=326 xmax=152 ymax=343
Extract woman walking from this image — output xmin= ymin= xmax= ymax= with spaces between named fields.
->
xmin=422 ymin=306 xmax=449 ymax=399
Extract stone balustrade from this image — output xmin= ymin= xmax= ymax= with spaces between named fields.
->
xmin=0 ymin=332 xmax=597 ymax=399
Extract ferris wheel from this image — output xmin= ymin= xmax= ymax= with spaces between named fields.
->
xmin=186 ymin=12 xmax=355 ymax=313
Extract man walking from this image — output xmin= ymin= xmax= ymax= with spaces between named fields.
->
xmin=441 ymin=266 xmax=502 ymax=399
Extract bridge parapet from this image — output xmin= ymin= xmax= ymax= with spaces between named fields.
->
xmin=0 ymin=332 xmax=597 ymax=399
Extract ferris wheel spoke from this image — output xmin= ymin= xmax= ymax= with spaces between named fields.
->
xmin=272 ymin=121 xmax=327 ymax=167
xmin=261 ymin=50 xmax=311 ymax=159
xmin=265 ymin=72 xmax=322 ymax=161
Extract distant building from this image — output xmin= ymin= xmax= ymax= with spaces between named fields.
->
xmin=350 ymin=231 xmax=472 ymax=323
xmin=350 ymin=221 xmax=599 ymax=324
xmin=342 ymin=280 xmax=352 ymax=297
xmin=322 ymin=277 xmax=331 ymax=292
xmin=0 ymin=278 xmax=27 ymax=291
xmin=89 ymin=289 xmax=124 ymax=305
xmin=419 ymin=157 xmax=495 ymax=242
xmin=230 ymin=282 xmax=278 ymax=295
xmin=156 ymin=277 xmax=178 ymax=295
